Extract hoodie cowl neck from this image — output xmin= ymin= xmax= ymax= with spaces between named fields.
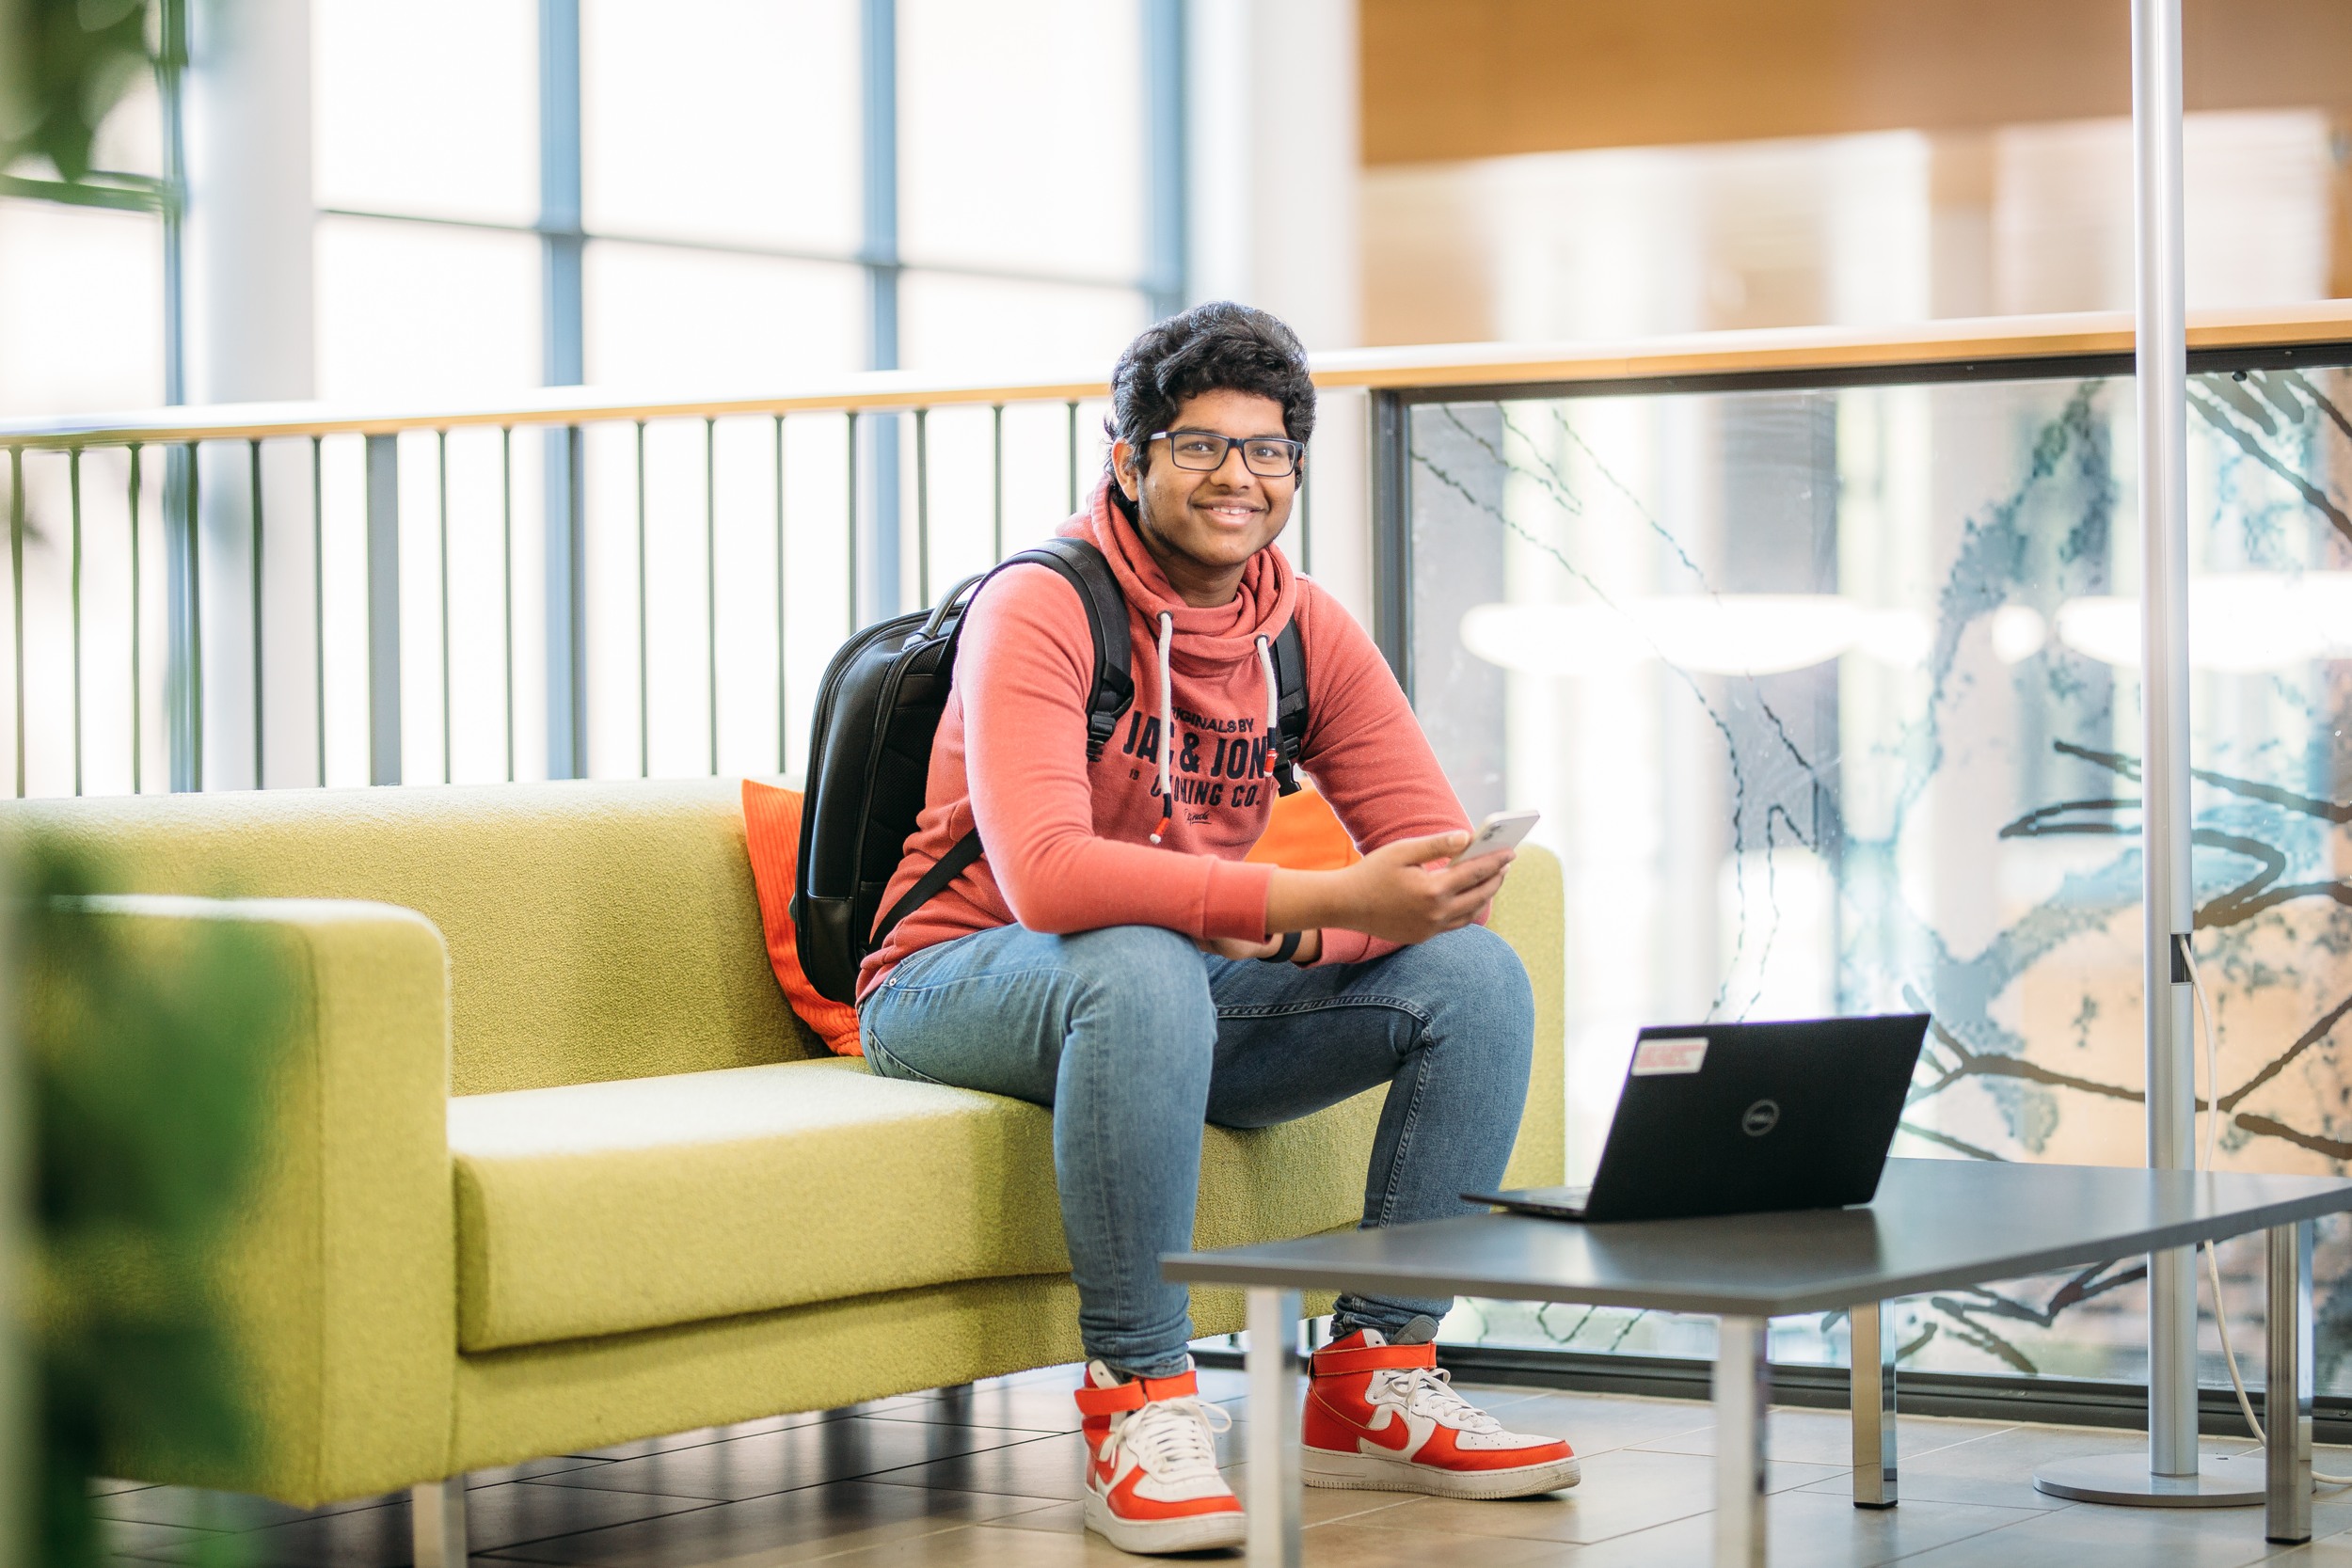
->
xmin=1061 ymin=480 xmax=1298 ymax=669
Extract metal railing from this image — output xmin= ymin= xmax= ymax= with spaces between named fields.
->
xmin=4 ymin=300 xmax=2349 ymax=800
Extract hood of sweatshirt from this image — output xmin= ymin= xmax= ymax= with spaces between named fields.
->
xmin=1061 ymin=479 xmax=1299 ymax=674
xmin=1061 ymin=478 xmax=1303 ymax=842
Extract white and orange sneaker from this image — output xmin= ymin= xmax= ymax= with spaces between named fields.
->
xmin=1304 ymin=1324 xmax=1581 ymax=1499
xmin=1073 ymin=1361 xmax=1247 ymax=1555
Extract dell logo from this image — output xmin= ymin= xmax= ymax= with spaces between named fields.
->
xmin=1740 ymin=1099 xmax=1781 ymax=1137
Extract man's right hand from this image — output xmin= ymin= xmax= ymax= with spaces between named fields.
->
xmin=1265 ymin=830 xmax=1513 ymax=946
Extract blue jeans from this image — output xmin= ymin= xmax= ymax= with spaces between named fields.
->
xmin=857 ymin=921 xmax=1535 ymax=1379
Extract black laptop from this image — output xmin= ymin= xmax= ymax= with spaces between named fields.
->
xmin=1466 ymin=1014 xmax=1931 ymax=1223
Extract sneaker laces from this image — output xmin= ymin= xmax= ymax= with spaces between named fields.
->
xmin=1370 ymin=1365 xmax=1502 ymax=1435
xmin=1105 ymin=1394 xmax=1232 ymax=1484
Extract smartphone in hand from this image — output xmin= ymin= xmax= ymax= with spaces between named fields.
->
xmin=1450 ymin=810 xmax=1540 ymax=867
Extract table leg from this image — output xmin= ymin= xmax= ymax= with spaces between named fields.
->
xmin=1716 ymin=1315 xmax=1770 ymax=1568
xmin=1245 ymin=1286 xmax=1303 ymax=1568
xmin=1851 ymin=1301 xmax=1898 ymax=1509
xmin=2266 ymin=1221 xmax=2313 ymax=1544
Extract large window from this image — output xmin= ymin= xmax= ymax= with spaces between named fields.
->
xmin=314 ymin=0 xmax=1161 ymax=396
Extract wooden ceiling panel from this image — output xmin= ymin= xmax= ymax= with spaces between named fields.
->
xmin=1363 ymin=0 xmax=2352 ymax=166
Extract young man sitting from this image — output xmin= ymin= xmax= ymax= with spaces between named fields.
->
xmin=854 ymin=302 xmax=1579 ymax=1557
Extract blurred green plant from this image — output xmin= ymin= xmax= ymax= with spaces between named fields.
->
xmin=0 ymin=0 xmax=158 ymax=183
xmin=16 ymin=836 xmax=286 ymax=1568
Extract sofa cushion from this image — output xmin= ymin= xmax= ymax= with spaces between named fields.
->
xmin=450 ymin=1054 xmax=1381 ymax=1352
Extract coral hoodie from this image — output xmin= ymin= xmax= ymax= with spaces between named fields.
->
xmin=855 ymin=480 xmax=1472 ymax=1001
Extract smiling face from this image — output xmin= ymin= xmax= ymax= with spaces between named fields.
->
xmin=1112 ymin=388 xmax=1298 ymax=608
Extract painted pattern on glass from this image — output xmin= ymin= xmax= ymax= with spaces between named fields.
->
xmin=1409 ymin=365 xmax=2352 ymax=1386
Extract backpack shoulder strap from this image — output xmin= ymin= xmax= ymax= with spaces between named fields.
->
xmin=994 ymin=538 xmax=1135 ymax=759
xmin=1269 ymin=615 xmax=1310 ymax=796
xmin=867 ymin=539 xmax=1136 ymax=956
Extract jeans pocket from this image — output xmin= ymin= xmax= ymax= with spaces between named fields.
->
xmin=863 ymin=1026 xmax=947 ymax=1086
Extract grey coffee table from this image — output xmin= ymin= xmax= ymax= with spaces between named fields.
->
xmin=1164 ymin=1158 xmax=2352 ymax=1568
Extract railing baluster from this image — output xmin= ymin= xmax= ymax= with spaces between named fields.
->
xmin=129 ymin=443 xmax=143 ymax=794
xmin=705 ymin=416 xmax=718 ymax=777
xmin=362 ymin=434 xmax=400 ymax=787
xmin=790 ymin=416 xmax=800 ymax=780
xmin=1299 ymin=446 xmax=1312 ymax=578
xmin=991 ymin=404 xmax=1005 ymax=562
xmin=311 ymin=435 xmax=325 ymax=787
xmin=10 ymin=445 xmax=24 ymax=798
xmin=188 ymin=439 xmax=203 ymax=791
xmin=845 ymin=409 xmax=860 ymax=633
xmin=774 ymin=413 xmax=787 ymax=776
xmin=501 ymin=426 xmax=515 ymax=784
xmin=71 ymin=447 xmax=84 ymax=795
xmin=636 ymin=419 xmax=649 ymax=779
xmin=1065 ymin=399 xmax=1079 ymax=513
xmin=249 ymin=437 xmax=264 ymax=788
xmin=914 ymin=406 xmax=930 ymax=607
xmin=437 ymin=429 xmax=451 ymax=784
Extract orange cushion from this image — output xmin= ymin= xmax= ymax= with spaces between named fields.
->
xmin=1246 ymin=784 xmax=1361 ymax=872
xmin=744 ymin=780 xmax=1357 ymax=1058
xmin=740 ymin=781 xmax=863 ymax=1056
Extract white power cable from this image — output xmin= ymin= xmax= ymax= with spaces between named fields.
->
xmin=2183 ymin=937 xmax=2352 ymax=1484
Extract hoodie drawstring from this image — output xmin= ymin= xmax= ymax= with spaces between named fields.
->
xmin=1254 ymin=636 xmax=1280 ymax=783
xmin=1151 ymin=611 xmax=1175 ymax=845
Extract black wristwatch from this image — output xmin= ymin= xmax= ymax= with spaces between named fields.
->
xmin=1261 ymin=930 xmax=1303 ymax=964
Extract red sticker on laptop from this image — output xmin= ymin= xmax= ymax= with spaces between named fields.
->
xmin=1630 ymin=1035 xmax=1708 ymax=1075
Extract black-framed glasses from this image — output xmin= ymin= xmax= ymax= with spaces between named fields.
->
xmin=1150 ymin=429 xmax=1305 ymax=478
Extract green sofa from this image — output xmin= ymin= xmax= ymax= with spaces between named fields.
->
xmin=16 ymin=779 xmax=1564 ymax=1557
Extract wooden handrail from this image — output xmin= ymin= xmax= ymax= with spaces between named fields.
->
xmin=7 ymin=301 xmax=2351 ymax=449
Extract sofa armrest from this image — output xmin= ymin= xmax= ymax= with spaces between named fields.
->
xmin=72 ymin=895 xmax=456 ymax=1506
xmin=1486 ymin=846 xmax=1566 ymax=1190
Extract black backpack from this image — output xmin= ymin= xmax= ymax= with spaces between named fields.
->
xmin=791 ymin=537 xmax=1310 ymax=1005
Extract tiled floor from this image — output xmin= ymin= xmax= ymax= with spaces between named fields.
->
xmin=91 ymin=1366 xmax=2352 ymax=1566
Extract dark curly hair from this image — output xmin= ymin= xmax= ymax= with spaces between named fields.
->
xmin=1106 ymin=303 xmax=1316 ymax=486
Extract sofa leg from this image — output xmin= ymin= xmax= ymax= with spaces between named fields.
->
xmin=413 ymin=1478 xmax=467 ymax=1568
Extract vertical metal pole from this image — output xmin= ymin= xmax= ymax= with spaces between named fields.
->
xmin=167 ymin=441 xmax=201 ymax=791
xmin=706 ymin=417 xmax=719 ymax=776
xmin=501 ymin=428 xmax=515 ymax=783
xmin=1851 ymin=1302 xmax=1898 ymax=1509
xmin=540 ymin=0 xmax=586 ymax=781
xmin=69 ymin=449 xmax=84 ymax=795
xmin=1714 ymin=1316 xmax=1769 ymax=1568
xmin=635 ymin=420 xmax=649 ymax=779
xmin=249 ymin=438 xmax=264 ymax=788
xmin=8 ymin=448 xmax=22 ymax=799
xmin=364 ymin=434 xmax=401 ymax=786
xmin=547 ymin=425 xmax=586 ymax=780
xmin=310 ymin=435 xmax=325 ymax=787
xmin=1065 ymin=400 xmax=1080 ymax=514
xmin=773 ymin=414 xmax=787 ymax=775
xmin=2266 ymin=1222 xmax=2314 ymax=1544
xmin=1368 ymin=391 xmax=1412 ymax=693
xmin=1244 ymin=1286 xmax=1302 ymax=1568
xmin=845 ymin=410 xmax=861 ymax=633
xmin=914 ymin=406 xmax=930 ymax=606
xmin=1296 ymin=447 xmax=1312 ymax=578
xmin=990 ymin=404 xmax=1005 ymax=562
xmin=437 ymin=430 xmax=451 ymax=784
xmin=129 ymin=444 xmax=143 ymax=793
xmin=2135 ymin=0 xmax=2198 ymax=1481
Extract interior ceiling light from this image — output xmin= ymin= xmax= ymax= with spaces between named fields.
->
xmin=2053 ymin=573 xmax=2352 ymax=672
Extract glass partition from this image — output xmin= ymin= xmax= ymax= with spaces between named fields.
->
xmin=1406 ymin=360 xmax=2352 ymax=1386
